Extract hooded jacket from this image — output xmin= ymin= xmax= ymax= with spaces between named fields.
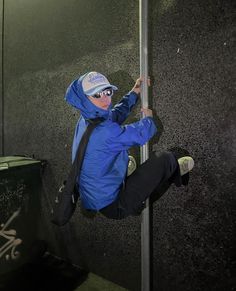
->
xmin=65 ymin=74 xmax=157 ymax=210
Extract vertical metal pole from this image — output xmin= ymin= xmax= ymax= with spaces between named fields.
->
xmin=140 ymin=0 xmax=150 ymax=291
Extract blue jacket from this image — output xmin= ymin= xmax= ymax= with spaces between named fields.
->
xmin=65 ymin=74 xmax=157 ymax=210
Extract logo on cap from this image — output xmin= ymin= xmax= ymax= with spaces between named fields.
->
xmin=87 ymin=73 xmax=107 ymax=84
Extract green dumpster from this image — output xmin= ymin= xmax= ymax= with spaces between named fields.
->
xmin=0 ymin=156 xmax=44 ymax=274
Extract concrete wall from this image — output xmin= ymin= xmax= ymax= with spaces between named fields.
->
xmin=3 ymin=1 xmax=141 ymax=290
xmin=0 ymin=0 xmax=3 ymax=155
xmin=150 ymin=0 xmax=235 ymax=290
xmin=2 ymin=0 xmax=235 ymax=290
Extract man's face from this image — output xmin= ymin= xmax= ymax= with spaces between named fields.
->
xmin=87 ymin=89 xmax=113 ymax=110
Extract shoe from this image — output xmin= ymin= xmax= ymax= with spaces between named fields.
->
xmin=127 ymin=155 xmax=137 ymax=176
xmin=178 ymin=156 xmax=194 ymax=176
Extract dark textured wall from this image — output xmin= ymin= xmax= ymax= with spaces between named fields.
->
xmin=2 ymin=0 xmax=235 ymax=290
xmin=150 ymin=0 xmax=235 ymax=290
xmin=0 ymin=0 xmax=3 ymax=155
xmin=3 ymin=1 xmax=141 ymax=290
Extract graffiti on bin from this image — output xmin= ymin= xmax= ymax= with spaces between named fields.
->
xmin=0 ymin=209 xmax=22 ymax=261
xmin=0 ymin=179 xmax=27 ymax=221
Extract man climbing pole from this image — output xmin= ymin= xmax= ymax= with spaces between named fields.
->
xmin=64 ymin=71 xmax=194 ymax=220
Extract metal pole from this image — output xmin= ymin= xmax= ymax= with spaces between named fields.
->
xmin=140 ymin=0 xmax=150 ymax=291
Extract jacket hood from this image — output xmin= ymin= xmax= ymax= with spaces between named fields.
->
xmin=65 ymin=74 xmax=112 ymax=119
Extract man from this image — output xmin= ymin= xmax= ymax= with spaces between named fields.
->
xmin=65 ymin=71 xmax=194 ymax=219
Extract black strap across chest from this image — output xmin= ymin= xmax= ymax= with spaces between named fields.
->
xmin=64 ymin=117 xmax=104 ymax=196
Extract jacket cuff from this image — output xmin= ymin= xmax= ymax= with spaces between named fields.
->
xmin=128 ymin=91 xmax=139 ymax=104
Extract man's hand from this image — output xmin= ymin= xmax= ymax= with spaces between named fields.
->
xmin=131 ymin=77 xmax=151 ymax=95
xmin=141 ymin=108 xmax=153 ymax=118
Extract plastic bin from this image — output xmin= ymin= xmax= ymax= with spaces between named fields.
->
xmin=0 ymin=156 xmax=43 ymax=274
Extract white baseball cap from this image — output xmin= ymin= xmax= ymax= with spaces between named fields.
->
xmin=81 ymin=72 xmax=118 ymax=96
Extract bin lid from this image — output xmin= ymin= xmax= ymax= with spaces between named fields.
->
xmin=0 ymin=156 xmax=41 ymax=171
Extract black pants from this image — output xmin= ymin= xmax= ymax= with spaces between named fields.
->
xmin=100 ymin=151 xmax=184 ymax=220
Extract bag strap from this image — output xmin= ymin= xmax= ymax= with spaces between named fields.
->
xmin=62 ymin=117 xmax=104 ymax=196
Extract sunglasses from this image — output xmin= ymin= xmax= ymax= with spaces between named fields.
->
xmin=93 ymin=88 xmax=114 ymax=98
